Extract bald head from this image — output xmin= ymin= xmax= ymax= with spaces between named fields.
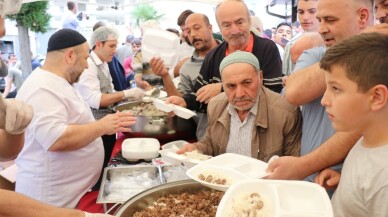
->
xmin=215 ymin=0 xmax=251 ymax=26
xmin=290 ymin=32 xmax=324 ymax=64
xmin=186 ymin=13 xmax=210 ymax=26
xmin=184 ymin=13 xmax=216 ymax=54
xmin=317 ymin=0 xmax=374 ymax=47
xmin=215 ymin=0 xmax=252 ymax=50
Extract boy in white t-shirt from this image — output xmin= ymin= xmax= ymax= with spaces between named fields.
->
xmin=316 ymin=33 xmax=388 ymax=217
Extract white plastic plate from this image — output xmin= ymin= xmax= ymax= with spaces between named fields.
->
xmin=151 ymin=98 xmax=174 ymax=113
xmin=217 ymin=179 xmax=333 ymax=217
xmin=202 ymin=153 xmax=269 ymax=178
xmin=162 ymin=140 xmax=188 ymax=150
xmin=186 ymin=164 xmax=250 ymax=191
xmin=151 ymin=99 xmax=196 ymax=119
xmin=159 ymin=90 xmax=167 ymax=98
xmin=172 ymin=105 xmax=196 ymax=119
xmin=159 ymin=149 xmax=186 ymax=165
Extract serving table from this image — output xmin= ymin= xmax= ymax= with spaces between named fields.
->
xmin=76 ymin=132 xmax=197 ymax=214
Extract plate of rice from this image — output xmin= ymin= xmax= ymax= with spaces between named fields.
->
xmin=217 ymin=179 xmax=333 ymax=217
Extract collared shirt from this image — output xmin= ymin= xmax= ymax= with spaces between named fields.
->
xmin=225 ymin=33 xmax=254 ymax=56
xmin=74 ymin=51 xmax=115 ymax=109
xmin=193 ymin=87 xmax=301 ymax=162
xmin=226 ymin=102 xmax=258 ymax=156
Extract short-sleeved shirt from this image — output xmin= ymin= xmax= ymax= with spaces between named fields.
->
xmin=62 ymin=10 xmax=80 ymax=30
xmin=7 ymin=67 xmax=23 ymax=90
xmin=15 ymin=67 xmax=104 ymax=208
xmin=332 ymin=139 xmax=388 ymax=217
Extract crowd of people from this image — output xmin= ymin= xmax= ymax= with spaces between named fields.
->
xmin=0 ymin=0 xmax=388 ymax=216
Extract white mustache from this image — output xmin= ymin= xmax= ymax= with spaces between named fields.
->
xmin=233 ymin=96 xmax=254 ymax=103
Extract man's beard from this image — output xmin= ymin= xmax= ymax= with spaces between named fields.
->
xmin=191 ymin=38 xmax=207 ymax=51
xmin=231 ymin=96 xmax=256 ymax=111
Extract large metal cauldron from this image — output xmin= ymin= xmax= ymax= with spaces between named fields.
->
xmin=114 ymin=101 xmax=196 ymax=142
xmin=114 ymin=180 xmax=214 ymax=216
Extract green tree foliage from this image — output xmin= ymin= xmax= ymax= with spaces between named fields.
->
xmin=7 ymin=1 xmax=51 ymax=33
xmin=6 ymin=1 xmax=51 ymax=79
xmin=130 ymin=4 xmax=164 ymax=27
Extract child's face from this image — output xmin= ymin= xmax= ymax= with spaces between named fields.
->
xmin=321 ymin=65 xmax=370 ymax=132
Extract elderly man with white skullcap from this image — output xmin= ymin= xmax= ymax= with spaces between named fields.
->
xmin=177 ymin=51 xmax=301 ymax=162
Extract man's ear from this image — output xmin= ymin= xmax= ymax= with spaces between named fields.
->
xmin=369 ymin=85 xmax=388 ymax=112
xmin=259 ymin=70 xmax=263 ymax=84
xmin=358 ymin=7 xmax=371 ymax=29
xmin=64 ymin=48 xmax=76 ymax=64
xmin=94 ymin=40 xmax=102 ymax=50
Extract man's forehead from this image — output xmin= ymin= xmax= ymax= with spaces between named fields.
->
xmin=217 ymin=3 xmax=248 ymax=22
xmin=298 ymin=0 xmax=318 ymax=8
xmin=278 ymin=25 xmax=292 ymax=30
xmin=186 ymin=19 xmax=202 ymax=27
xmin=101 ymin=39 xmax=118 ymax=46
xmin=186 ymin=14 xmax=201 ymax=23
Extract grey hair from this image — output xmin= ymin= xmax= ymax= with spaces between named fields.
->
xmin=89 ymin=26 xmax=119 ymax=49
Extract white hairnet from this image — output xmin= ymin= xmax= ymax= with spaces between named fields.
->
xmin=89 ymin=26 xmax=119 ymax=49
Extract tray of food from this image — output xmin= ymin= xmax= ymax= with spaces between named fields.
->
xmin=97 ymin=164 xmax=191 ymax=204
xmin=97 ymin=166 xmax=162 ymax=204
xmin=114 ymin=179 xmax=224 ymax=217
xmin=217 ymin=179 xmax=333 ymax=217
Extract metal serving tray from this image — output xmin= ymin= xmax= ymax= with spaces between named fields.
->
xmin=97 ymin=164 xmax=190 ymax=204
xmin=97 ymin=165 xmax=161 ymax=204
xmin=114 ymin=179 xmax=216 ymax=217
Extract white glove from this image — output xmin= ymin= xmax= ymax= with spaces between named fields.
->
xmin=0 ymin=95 xmax=33 ymax=134
xmin=123 ymin=87 xmax=144 ymax=100
xmin=84 ymin=212 xmax=115 ymax=217
xmin=0 ymin=0 xmax=22 ymax=18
